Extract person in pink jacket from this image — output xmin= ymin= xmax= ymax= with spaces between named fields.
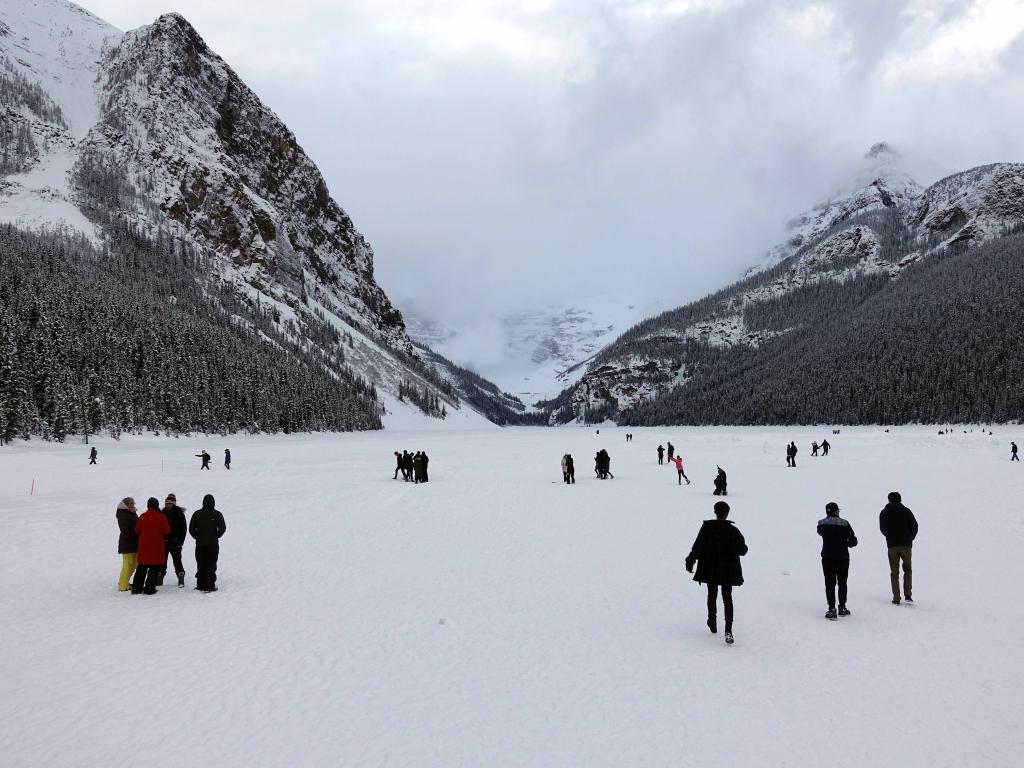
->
xmin=670 ymin=455 xmax=691 ymax=486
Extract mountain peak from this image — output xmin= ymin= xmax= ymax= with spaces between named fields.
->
xmin=865 ymin=141 xmax=899 ymax=161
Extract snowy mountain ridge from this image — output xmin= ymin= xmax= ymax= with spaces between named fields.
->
xmin=0 ymin=0 xmax=516 ymax=428
xmin=557 ymin=146 xmax=1024 ymax=423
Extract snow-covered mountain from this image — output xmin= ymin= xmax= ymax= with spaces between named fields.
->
xmin=402 ymin=296 xmax=664 ymax=404
xmin=0 ymin=0 xmax=515 ymax=427
xmin=553 ymin=144 xmax=1024 ymax=424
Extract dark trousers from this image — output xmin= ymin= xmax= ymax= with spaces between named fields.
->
xmin=131 ymin=564 xmax=161 ymax=594
xmin=707 ymin=583 xmax=734 ymax=631
xmin=89 ymin=457 xmax=97 ymax=464
xmin=422 ymin=468 xmax=428 ymax=482
xmin=677 ymin=470 xmax=689 ymax=485
xmin=161 ymin=544 xmax=185 ymax=577
xmin=714 ymin=484 xmax=727 ymax=496
xmin=822 ymin=557 xmax=850 ymax=609
xmin=1013 ymin=453 xmax=1019 ymax=461
xmin=394 ymin=466 xmax=401 ymax=478
xmin=201 ymin=461 xmax=210 ymax=470
xmin=195 ymin=543 xmax=220 ymax=591
xmin=658 ymin=456 xmax=663 ymax=464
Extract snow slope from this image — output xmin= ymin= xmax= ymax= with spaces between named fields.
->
xmin=3 ymin=426 xmax=1022 ymax=766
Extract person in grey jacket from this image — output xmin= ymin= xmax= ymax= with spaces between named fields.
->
xmin=817 ymin=502 xmax=857 ymax=619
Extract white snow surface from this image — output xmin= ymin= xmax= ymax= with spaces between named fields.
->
xmin=3 ymin=426 xmax=1022 ymax=767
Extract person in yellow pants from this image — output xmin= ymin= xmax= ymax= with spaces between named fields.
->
xmin=116 ymin=497 xmax=139 ymax=591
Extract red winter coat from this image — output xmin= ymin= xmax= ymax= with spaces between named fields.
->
xmin=671 ymin=456 xmax=684 ymax=470
xmin=135 ymin=508 xmax=171 ymax=565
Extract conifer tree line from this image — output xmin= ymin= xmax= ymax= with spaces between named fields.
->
xmin=0 ymin=224 xmax=382 ymax=443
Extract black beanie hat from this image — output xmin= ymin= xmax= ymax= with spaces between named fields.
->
xmin=147 ymin=497 xmax=160 ymax=509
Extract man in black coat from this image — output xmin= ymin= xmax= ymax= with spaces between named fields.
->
xmin=1012 ymin=442 xmax=1019 ymax=461
xmin=879 ymin=491 xmax=918 ymax=604
xmin=713 ymin=466 xmax=727 ymax=496
xmin=393 ymin=451 xmax=403 ymax=479
xmin=685 ymin=501 xmax=748 ymax=644
xmin=421 ymin=452 xmax=429 ymax=483
xmin=657 ymin=445 xmax=664 ymax=465
xmin=89 ymin=446 xmax=98 ymax=465
xmin=189 ymin=494 xmax=226 ymax=592
xmin=817 ymin=502 xmax=857 ymax=619
xmin=160 ymin=493 xmax=188 ymax=588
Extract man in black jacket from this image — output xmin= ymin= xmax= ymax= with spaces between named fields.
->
xmin=817 ymin=502 xmax=857 ymax=619
xmin=879 ymin=491 xmax=918 ymax=604
xmin=685 ymin=501 xmax=748 ymax=645
xmin=189 ymin=494 xmax=226 ymax=592
xmin=160 ymin=493 xmax=188 ymax=588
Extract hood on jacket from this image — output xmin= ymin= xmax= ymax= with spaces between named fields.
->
xmin=202 ymin=494 xmax=216 ymax=509
xmin=117 ymin=497 xmax=135 ymax=511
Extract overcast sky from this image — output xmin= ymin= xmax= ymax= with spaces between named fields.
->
xmin=83 ymin=0 xmax=1024 ymax=326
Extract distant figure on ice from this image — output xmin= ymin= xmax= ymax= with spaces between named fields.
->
xmin=413 ymin=451 xmax=425 ymax=483
xmin=670 ymin=455 xmax=691 ymax=485
xmin=190 ymin=494 xmax=226 ymax=593
xmin=811 ymin=442 xmax=820 ymax=456
xmin=160 ymin=494 xmax=188 ymax=589
xmin=566 ymin=454 xmax=575 ymax=483
xmin=821 ymin=439 xmax=830 ymax=456
xmin=132 ymin=498 xmax=170 ymax=595
xmin=667 ymin=442 xmax=675 ymax=461
xmin=1013 ymin=442 xmax=1019 ymax=462
xmin=402 ymin=450 xmax=413 ymax=481
xmin=89 ymin=446 xmax=98 ymax=465
xmin=394 ymin=451 xmax=403 ymax=479
xmin=713 ymin=466 xmax=728 ymax=496
xmin=421 ymin=452 xmax=430 ymax=483
xmin=595 ymin=449 xmax=613 ymax=479
xmin=116 ymin=497 xmax=139 ymax=592
xmin=879 ymin=491 xmax=918 ymax=605
xmin=685 ymin=501 xmax=747 ymax=645
xmin=786 ymin=442 xmax=798 ymax=467
xmin=561 ymin=454 xmax=571 ymax=483
xmin=657 ymin=445 xmax=665 ymax=465
xmin=196 ymin=450 xmax=211 ymax=470
xmin=224 ymin=449 xmax=231 ymax=470
xmin=818 ymin=502 xmax=857 ymax=620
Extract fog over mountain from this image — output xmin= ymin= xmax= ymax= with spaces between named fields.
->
xmin=72 ymin=1 xmax=1024 ymax=366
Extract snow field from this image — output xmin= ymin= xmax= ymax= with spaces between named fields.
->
xmin=2 ymin=426 xmax=1023 ymax=767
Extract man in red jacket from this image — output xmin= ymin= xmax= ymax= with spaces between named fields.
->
xmin=132 ymin=497 xmax=171 ymax=595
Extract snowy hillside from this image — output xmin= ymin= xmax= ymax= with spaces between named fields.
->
xmin=553 ymin=144 xmax=1024 ymax=425
xmin=0 ymin=0 xmax=517 ymax=430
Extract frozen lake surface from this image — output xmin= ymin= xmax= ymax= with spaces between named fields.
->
xmin=3 ymin=425 xmax=1023 ymax=767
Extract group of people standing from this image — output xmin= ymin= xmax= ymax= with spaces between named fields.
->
xmin=116 ymin=494 xmax=227 ymax=594
xmin=594 ymin=449 xmax=614 ymax=479
xmin=683 ymin=490 xmax=919 ymax=644
xmin=393 ymin=450 xmax=430 ymax=483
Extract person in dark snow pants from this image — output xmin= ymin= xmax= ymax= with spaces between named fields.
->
xmin=561 ymin=454 xmax=571 ymax=484
xmin=196 ymin=451 xmax=211 ymax=470
xmin=1013 ymin=442 xmax=1019 ymax=461
xmin=403 ymin=451 xmax=413 ymax=481
xmin=566 ymin=454 xmax=575 ymax=484
xmin=224 ymin=449 xmax=231 ymax=470
xmin=685 ymin=501 xmax=747 ymax=643
xmin=818 ymin=502 xmax=857 ymax=619
xmin=421 ymin=452 xmax=430 ymax=483
xmin=670 ymin=455 xmax=690 ymax=485
xmin=132 ymin=498 xmax=171 ymax=595
xmin=394 ymin=452 xmax=403 ymax=479
xmin=89 ymin=446 xmax=98 ymax=465
xmin=159 ymin=493 xmax=188 ymax=588
xmin=879 ymin=491 xmax=918 ymax=604
xmin=667 ymin=443 xmax=675 ymax=461
xmin=811 ymin=442 xmax=820 ymax=456
xmin=657 ymin=445 xmax=665 ymax=465
xmin=413 ymin=452 xmax=425 ymax=483
xmin=821 ymin=439 xmax=831 ymax=456
xmin=713 ymin=466 xmax=727 ymax=496
xmin=116 ymin=497 xmax=139 ymax=592
xmin=190 ymin=494 xmax=226 ymax=592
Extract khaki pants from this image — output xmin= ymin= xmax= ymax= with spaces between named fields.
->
xmin=887 ymin=546 xmax=912 ymax=600
xmin=118 ymin=553 xmax=137 ymax=591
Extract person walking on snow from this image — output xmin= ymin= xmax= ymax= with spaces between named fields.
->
xmin=393 ymin=451 xmax=403 ymax=479
xmin=1012 ymin=442 xmax=1019 ymax=461
xmin=818 ymin=502 xmax=857 ymax=619
xmin=116 ymin=497 xmax=139 ymax=592
xmin=821 ymin=439 xmax=831 ymax=456
xmin=196 ymin=450 xmax=211 ymax=470
xmin=89 ymin=446 xmax=98 ymax=465
xmin=132 ymin=498 xmax=171 ymax=595
xmin=713 ymin=466 xmax=728 ymax=496
xmin=685 ymin=501 xmax=747 ymax=645
xmin=667 ymin=442 xmax=675 ymax=462
xmin=160 ymin=494 xmax=188 ymax=588
xmin=811 ymin=442 xmax=820 ymax=456
xmin=879 ymin=491 xmax=918 ymax=604
xmin=670 ymin=455 xmax=691 ymax=485
xmin=224 ymin=449 xmax=231 ymax=470
xmin=657 ymin=445 xmax=665 ymax=465
xmin=190 ymin=494 xmax=226 ymax=592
